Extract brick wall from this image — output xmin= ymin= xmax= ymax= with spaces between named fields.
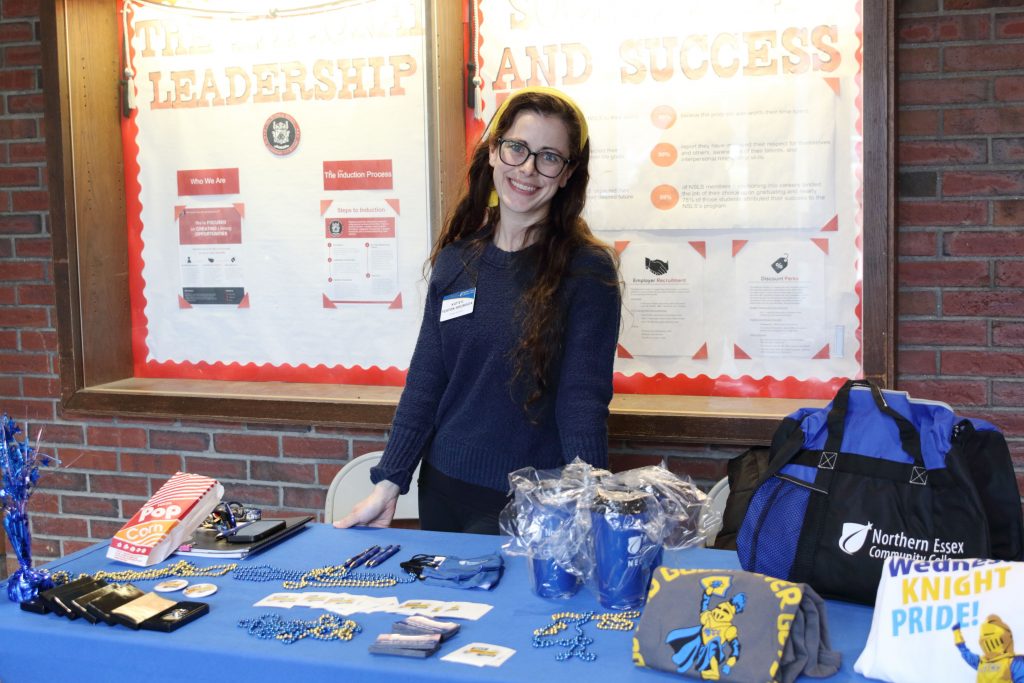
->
xmin=896 ymin=0 xmax=1024 ymax=500
xmin=0 ymin=0 xmax=1022 ymax=568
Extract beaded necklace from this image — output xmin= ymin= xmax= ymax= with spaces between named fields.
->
xmin=230 ymin=563 xmax=416 ymax=589
xmin=532 ymin=610 xmax=641 ymax=662
xmin=238 ymin=613 xmax=362 ymax=644
xmin=51 ymin=560 xmax=239 ymax=586
xmin=52 ymin=560 xmax=412 ymax=590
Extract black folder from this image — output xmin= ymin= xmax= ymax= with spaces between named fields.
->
xmin=176 ymin=515 xmax=314 ymax=559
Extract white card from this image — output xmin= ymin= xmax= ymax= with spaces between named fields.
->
xmin=319 ymin=593 xmax=363 ymax=615
xmin=394 ymin=599 xmax=447 ymax=616
xmin=254 ymin=592 xmax=303 ymax=608
xmin=430 ymin=601 xmax=493 ymax=621
xmin=439 ymin=289 xmax=475 ymax=322
xmin=442 ymin=642 xmax=515 ymax=668
xmin=359 ymin=595 xmax=401 ymax=613
xmin=296 ymin=592 xmax=336 ymax=608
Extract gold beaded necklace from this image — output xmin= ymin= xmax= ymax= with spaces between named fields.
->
xmin=532 ymin=610 xmax=641 ymax=662
xmin=51 ymin=559 xmax=410 ymax=591
xmin=533 ymin=610 xmax=640 ymax=636
xmin=51 ymin=560 xmax=239 ymax=586
xmin=282 ymin=564 xmax=400 ymax=590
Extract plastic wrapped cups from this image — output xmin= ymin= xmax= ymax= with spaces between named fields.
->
xmin=590 ymin=487 xmax=663 ymax=610
xmin=526 ymin=484 xmax=581 ymax=599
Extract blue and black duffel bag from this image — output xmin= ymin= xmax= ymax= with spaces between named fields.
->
xmin=737 ymin=379 xmax=1023 ymax=605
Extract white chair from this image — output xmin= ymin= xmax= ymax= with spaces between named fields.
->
xmin=324 ymin=451 xmax=420 ymax=524
xmin=701 ymin=477 xmax=730 ymax=547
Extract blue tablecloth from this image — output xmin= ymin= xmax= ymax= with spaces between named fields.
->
xmin=0 ymin=525 xmax=874 ymax=682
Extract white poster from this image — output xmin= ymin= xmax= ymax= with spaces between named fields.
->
xmin=473 ymin=0 xmax=864 ymax=395
xmin=177 ymin=205 xmax=245 ymax=305
xmin=322 ymin=199 xmax=401 ymax=305
xmin=619 ymin=241 xmax=706 ymax=358
xmin=611 ymin=234 xmax=856 ymax=385
xmin=125 ymin=0 xmax=431 ymax=380
xmin=732 ymin=238 xmax=830 ymax=360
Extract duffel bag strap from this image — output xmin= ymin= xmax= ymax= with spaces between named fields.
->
xmin=791 ymin=380 xmax=926 ymax=585
xmin=789 ymin=449 xmax=947 ymax=487
xmin=754 ymin=422 xmax=809 ymax=487
xmin=823 ymin=379 xmax=924 ymax=468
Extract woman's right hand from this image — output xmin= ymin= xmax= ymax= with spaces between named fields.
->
xmin=332 ymin=480 xmax=401 ymax=529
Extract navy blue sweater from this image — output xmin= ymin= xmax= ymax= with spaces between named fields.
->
xmin=370 ymin=240 xmax=620 ymax=494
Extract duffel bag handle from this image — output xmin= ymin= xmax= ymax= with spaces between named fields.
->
xmin=756 ymin=421 xmax=812 ymax=485
xmin=824 ymin=379 xmax=924 ymax=466
xmin=754 ymin=379 xmax=924 ymax=488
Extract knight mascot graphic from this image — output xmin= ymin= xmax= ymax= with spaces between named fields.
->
xmin=953 ymin=616 xmax=1024 ymax=683
xmin=665 ymin=576 xmax=746 ymax=680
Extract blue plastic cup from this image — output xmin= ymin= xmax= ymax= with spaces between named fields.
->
xmin=529 ymin=555 xmax=580 ymax=599
xmin=526 ymin=484 xmax=581 ymax=599
xmin=591 ymin=487 xmax=661 ymax=610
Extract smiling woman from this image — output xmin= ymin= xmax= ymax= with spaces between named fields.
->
xmin=334 ymin=87 xmax=623 ymax=535
xmin=488 ymin=111 xmax=576 ymax=243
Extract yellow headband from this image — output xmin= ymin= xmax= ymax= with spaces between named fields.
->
xmin=486 ymin=87 xmax=588 ymax=208
xmin=486 ymin=86 xmax=589 ymax=153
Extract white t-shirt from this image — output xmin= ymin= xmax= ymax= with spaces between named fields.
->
xmin=855 ymin=557 xmax=1024 ymax=683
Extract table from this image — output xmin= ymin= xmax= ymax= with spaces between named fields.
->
xmin=0 ymin=525 xmax=875 ymax=682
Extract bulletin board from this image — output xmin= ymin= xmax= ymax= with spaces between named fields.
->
xmin=122 ymin=0 xmax=434 ymax=386
xmin=42 ymin=0 xmax=893 ymax=442
xmin=467 ymin=0 xmax=873 ymax=401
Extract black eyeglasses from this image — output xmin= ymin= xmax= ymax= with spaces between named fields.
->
xmin=496 ymin=138 xmax=571 ymax=178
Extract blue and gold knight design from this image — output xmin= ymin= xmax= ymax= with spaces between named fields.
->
xmin=953 ymin=616 xmax=1024 ymax=683
xmin=665 ymin=575 xmax=746 ymax=680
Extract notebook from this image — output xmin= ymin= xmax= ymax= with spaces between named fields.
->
xmin=176 ymin=515 xmax=314 ymax=559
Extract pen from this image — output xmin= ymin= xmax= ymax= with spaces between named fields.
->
xmin=347 ymin=546 xmax=380 ymax=570
xmin=344 ymin=545 xmax=380 ymax=570
xmin=361 ymin=544 xmax=391 ymax=566
xmin=215 ymin=521 xmax=251 ymax=540
xmin=366 ymin=544 xmax=400 ymax=567
xmin=359 ymin=544 xmax=388 ymax=566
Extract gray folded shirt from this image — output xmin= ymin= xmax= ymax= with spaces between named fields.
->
xmin=634 ymin=567 xmax=841 ymax=683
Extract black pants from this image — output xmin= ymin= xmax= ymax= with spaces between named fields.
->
xmin=417 ymin=462 xmax=509 ymax=535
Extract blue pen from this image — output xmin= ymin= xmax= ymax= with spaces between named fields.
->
xmin=215 ymin=521 xmax=251 ymax=540
xmin=359 ymin=544 xmax=388 ymax=567
xmin=341 ymin=546 xmax=369 ymax=568
xmin=366 ymin=544 xmax=400 ymax=567
xmin=362 ymin=544 xmax=392 ymax=566
xmin=345 ymin=545 xmax=380 ymax=570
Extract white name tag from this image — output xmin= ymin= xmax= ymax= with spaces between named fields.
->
xmin=439 ymin=288 xmax=476 ymax=322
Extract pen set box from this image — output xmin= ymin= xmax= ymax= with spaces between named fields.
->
xmin=27 ymin=577 xmax=209 ymax=632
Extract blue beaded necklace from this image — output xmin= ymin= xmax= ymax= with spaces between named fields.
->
xmin=238 ymin=613 xmax=362 ymax=644
xmin=531 ymin=610 xmax=640 ymax=662
xmin=230 ymin=562 xmax=416 ymax=589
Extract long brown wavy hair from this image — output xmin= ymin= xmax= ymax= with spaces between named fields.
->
xmin=430 ymin=90 xmax=619 ymax=411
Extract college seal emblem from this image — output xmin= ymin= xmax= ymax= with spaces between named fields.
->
xmin=263 ymin=113 xmax=300 ymax=156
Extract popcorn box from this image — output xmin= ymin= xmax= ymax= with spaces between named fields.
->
xmin=107 ymin=472 xmax=223 ymax=566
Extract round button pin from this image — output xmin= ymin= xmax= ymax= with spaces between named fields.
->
xmin=154 ymin=579 xmax=189 ymax=593
xmin=183 ymin=583 xmax=218 ymax=598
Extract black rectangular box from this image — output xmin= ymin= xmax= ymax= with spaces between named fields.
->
xmin=86 ymin=584 xmax=145 ymax=626
xmin=138 ymin=601 xmax=209 ymax=632
xmin=39 ymin=578 xmax=106 ymax=619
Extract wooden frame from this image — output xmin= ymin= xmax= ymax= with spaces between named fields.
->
xmin=42 ymin=0 xmax=893 ymax=444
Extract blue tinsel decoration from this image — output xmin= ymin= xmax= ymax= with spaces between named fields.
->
xmin=0 ymin=414 xmax=56 ymax=602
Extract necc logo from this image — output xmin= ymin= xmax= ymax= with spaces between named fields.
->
xmin=839 ymin=522 xmax=873 ymax=555
xmin=627 ymin=535 xmax=644 ymax=555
